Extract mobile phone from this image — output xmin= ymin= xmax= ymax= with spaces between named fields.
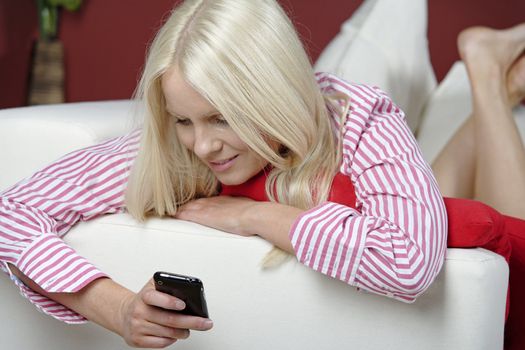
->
xmin=153 ymin=271 xmax=209 ymax=318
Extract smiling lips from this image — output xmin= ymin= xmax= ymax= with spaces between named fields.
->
xmin=208 ymin=155 xmax=239 ymax=172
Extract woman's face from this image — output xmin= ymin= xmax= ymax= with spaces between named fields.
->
xmin=161 ymin=67 xmax=269 ymax=185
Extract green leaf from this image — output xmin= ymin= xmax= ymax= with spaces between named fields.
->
xmin=35 ymin=0 xmax=82 ymax=40
xmin=47 ymin=0 xmax=83 ymax=11
xmin=36 ymin=0 xmax=58 ymax=40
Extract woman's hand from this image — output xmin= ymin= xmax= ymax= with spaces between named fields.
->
xmin=174 ymin=196 xmax=258 ymax=236
xmin=175 ymin=196 xmax=303 ymax=254
xmin=118 ymin=279 xmax=213 ymax=348
xmin=9 ymin=264 xmax=213 ymax=349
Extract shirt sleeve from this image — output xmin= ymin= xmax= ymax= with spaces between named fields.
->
xmin=290 ymin=75 xmax=448 ymax=302
xmin=0 ymin=130 xmax=140 ymax=323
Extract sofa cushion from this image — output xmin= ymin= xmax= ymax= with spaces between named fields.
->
xmin=445 ymin=197 xmax=511 ymax=262
xmin=417 ymin=61 xmax=525 ymax=164
xmin=313 ymin=0 xmax=436 ymax=133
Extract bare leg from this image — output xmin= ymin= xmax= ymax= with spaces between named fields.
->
xmin=432 ymin=24 xmax=525 ymax=218
xmin=432 ymin=118 xmax=476 ymax=199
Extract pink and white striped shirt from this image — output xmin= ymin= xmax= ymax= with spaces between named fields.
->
xmin=290 ymin=73 xmax=447 ymax=302
xmin=0 ymin=73 xmax=447 ymax=323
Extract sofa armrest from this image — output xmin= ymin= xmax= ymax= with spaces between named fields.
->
xmin=0 ymin=100 xmax=137 ymax=190
xmin=0 ymin=214 xmax=509 ymax=349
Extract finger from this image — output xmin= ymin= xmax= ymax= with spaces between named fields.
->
xmin=141 ymin=320 xmax=191 ymax=340
xmin=173 ymin=207 xmax=198 ymax=221
xmin=175 ymin=210 xmax=211 ymax=224
xmin=129 ymin=335 xmax=177 ymax=349
xmin=144 ymin=306 xmax=213 ymax=331
xmin=142 ymin=286 xmax=186 ymax=311
xmin=179 ymin=200 xmax=205 ymax=211
xmin=173 ymin=209 xmax=191 ymax=220
xmin=157 ymin=311 xmax=214 ymax=331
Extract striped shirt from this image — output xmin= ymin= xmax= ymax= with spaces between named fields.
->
xmin=291 ymin=73 xmax=447 ymax=302
xmin=0 ymin=73 xmax=447 ymax=323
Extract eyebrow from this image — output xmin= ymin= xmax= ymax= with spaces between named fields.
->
xmin=166 ymin=108 xmax=220 ymax=119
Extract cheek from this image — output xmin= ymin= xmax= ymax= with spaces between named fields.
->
xmin=225 ymin=130 xmax=274 ymax=164
xmin=175 ymin=127 xmax=194 ymax=151
xmin=233 ymin=137 xmax=267 ymax=166
xmin=224 ymin=129 xmax=250 ymax=151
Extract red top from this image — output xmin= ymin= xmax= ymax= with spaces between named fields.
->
xmin=221 ymin=169 xmax=357 ymax=209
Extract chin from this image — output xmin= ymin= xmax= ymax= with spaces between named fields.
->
xmin=214 ymin=163 xmax=268 ymax=186
xmin=216 ymin=176 xmax=248 ymax=186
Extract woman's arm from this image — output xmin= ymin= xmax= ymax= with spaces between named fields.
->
xmin=9 ymin=264 xmax=213 ymax=348
xmin=288 ymin=78 xmax=448 ymax=302
xmin=0 ymin=131 xmax=140 ymax=322
xmin=1 ymin=130 xmax=213 ymax=346
xmin=175 ymin=196 xmax=299 ymax=254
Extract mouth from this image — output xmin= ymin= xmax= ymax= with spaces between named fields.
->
xmin=208 ymin=155 xmax=239 ymax=172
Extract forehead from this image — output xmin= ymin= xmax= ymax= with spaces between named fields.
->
xmin=161 ymin=66 xmax=216 ymax=117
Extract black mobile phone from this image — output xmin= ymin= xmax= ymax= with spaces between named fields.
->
xmin=153 ymin=271 xmax=209 ymax=318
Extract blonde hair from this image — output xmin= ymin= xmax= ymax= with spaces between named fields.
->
xmin=125 ymin=0 xmax=347 ymax=263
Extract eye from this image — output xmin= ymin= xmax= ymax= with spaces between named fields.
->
xmin=212 ymin=115 xmax=229 ymax=126
xmin=174 ymin=118 xmax=192 ymax=126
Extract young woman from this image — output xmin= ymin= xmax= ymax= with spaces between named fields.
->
xmin=1 ymin=0 xmax=459 ymax=347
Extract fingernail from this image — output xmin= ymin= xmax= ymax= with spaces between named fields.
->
xmin=204 ymin=319 xmax=213 ymax=328
xmin=175 ymin=300 xmax=186 ymax=310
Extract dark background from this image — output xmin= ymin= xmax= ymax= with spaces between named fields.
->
xmin=1 ymin=0 xmax=524 ymax=109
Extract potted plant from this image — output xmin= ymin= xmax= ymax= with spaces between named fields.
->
xmin=28 ymin=0 xmax=83 ymax=105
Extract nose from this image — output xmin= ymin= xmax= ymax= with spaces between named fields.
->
xmin=193 ymin=126 xmax=222 ymax=158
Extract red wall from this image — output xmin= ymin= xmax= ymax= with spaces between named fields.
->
xmin=1 ymin=0 xmax=524 ymax=109
xmin=0 ymin=0 xmax=38 ymax=108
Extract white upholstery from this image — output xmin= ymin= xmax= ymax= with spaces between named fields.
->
xmin=314 ymin=0 xmax=437 ymax=133
xmin=0 ymin=100 xmax=510 ymax=350
xmin=0 ymin=101 xmax=138 ymax=190
xmin=417 ymin=61 xmax=525 ymax=164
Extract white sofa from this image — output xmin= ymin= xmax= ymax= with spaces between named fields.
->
xmin=0 ymin=100 xmax=510 ymax=350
